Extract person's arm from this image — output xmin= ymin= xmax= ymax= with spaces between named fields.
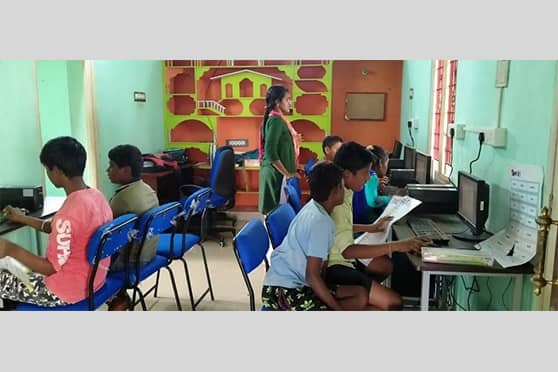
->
xmin=0 ymin=238 xmax=56 ymax=275
xmin=306 ymin=257 xmax=342 ymax=310
xmin=265 ymin=118 xmax=298 ymax=179
xmin=2 ymin=206 xmax=51 ymax=233
xmin=353 ymin=216 xmax=394 ymax=233
xmin=341 ymin=237 xmax=431 ymax=260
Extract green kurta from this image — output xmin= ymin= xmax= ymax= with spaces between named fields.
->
xmin=258 ymin=115 xmax=296 ymax=214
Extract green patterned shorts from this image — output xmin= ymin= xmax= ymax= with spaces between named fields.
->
xmin=262 ymin=285 xmax=329 ymax=311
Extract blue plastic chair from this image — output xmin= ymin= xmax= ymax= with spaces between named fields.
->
xmin=123 ymin=202 xmax=184 ymax=311
xmin=284 ymin=184 xmax=302 ymax=213
xmin=304 ymin=157 xmax=316 ymax=176
xmin=287 ymin=177 xmax=301 ymax=200
xmin=180 ymin=146 xmax=236 ymax=247
xmin=265 ymin=203 xmax=296 ymax=249
xmin=153 ymin=187 xmax=214 ymax=310
xmin=233 ymin=219 xmax=270 ymax=311
xmin=16 ymin=213 xmax=138 ymax=311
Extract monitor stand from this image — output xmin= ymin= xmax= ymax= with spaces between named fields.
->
xmin=453 ymin=231 xmax=492 ymax=243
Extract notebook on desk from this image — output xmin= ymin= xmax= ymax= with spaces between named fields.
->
xmin=421 ymin=247 xmax=494 ymax=267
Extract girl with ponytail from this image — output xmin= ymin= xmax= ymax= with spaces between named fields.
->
xmin=258 ymin=85 xmax=301 ymax=214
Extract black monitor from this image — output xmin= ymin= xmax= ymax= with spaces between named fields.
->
xmin=453 ymin=171 xmax=491 ymax=242
xmin=403 ymin=145 xmax=415 ymax=169
xmin=389 ymin=140 xmax=403 ymax=159
xmin=414 ymin=151 xmax=431 ymax=184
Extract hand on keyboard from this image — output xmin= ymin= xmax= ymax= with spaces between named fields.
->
xmin=393 ymin=236 xmax=432 ymax=254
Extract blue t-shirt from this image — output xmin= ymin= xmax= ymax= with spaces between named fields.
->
xmin=263 ymin=199 xmax=335 ymax=289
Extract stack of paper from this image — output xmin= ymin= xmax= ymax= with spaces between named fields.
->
xmin=421 ymin=247 xmax=494 ymax=267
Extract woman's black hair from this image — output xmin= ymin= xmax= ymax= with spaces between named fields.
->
xmin=260 ymin=85 xmax=289 ymax=154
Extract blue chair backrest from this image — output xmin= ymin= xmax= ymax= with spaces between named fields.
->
xmin=285 ymin=184 xmax=302 ymax=213
xmin=233 ymin=219 xmax=270 ymax=274
xmin=86 ymin=213 xmax=138 ymax=264
xmin=136 ymin=202 xmax=183 ymax=243
xmin=210 ymin=146 xmax=235 ymax=206
xmin=287 ymin=177 xmax=301 ymax=200
xmin=265 ymin=203 xmax=296 ymax=249
xmin=181 ymin=186 xmax=212 ymax=220
xmin=304 ymin=157 xmax=316 ymax=176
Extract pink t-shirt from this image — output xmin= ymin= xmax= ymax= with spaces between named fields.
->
xmin=45 ymin=188 xmax=113 ymax=303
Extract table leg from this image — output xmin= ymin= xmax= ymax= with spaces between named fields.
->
xmin=512 ymin=275 xmax=523 ymax=310
xmin=421 ymin=271 xmax=430 ymax=311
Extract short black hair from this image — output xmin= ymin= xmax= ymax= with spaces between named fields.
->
xmin=108 ymin=144 xmax=143 ymax=178
xmin=322 ymin=135 xmax=344 ymax=154
xmin=369 ymin=145 xmax=388 ymax=168
xmin=40 ymin=136 xmax=86 ymax=177
xmin=333 ymin=141 xmax=374 ymax=174
xmin=308 ymin=160 xmax=343 ymax=202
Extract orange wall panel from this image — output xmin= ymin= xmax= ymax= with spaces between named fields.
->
xmin=331 ymin=60 xmax=403 ymax=150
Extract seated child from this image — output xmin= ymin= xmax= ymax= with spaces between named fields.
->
xmin=105 ymin=144 xmax=159 ymax=310
xmin=262 ymin=160 xmax=368 ymax=311
xmin=322 ymin=135 xmax=343 ymax=162
xmin=0 ymin=136 xmax=113 ymax=307
xmin=327 ymin=142 xmax=430 ymax=310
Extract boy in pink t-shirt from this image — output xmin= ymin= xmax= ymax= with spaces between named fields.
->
xmin=0 ymin=136 xmax=113 ymax=307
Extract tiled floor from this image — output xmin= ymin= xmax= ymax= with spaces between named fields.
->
xmin=131 ymin=211 xmax=265 ymax=311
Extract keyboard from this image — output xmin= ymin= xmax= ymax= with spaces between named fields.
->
xmin=407 ymin=217 xmax=451 ymax=246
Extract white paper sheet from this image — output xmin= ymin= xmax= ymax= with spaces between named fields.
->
xmin=355 ymin=195 xmax=422 ymax=266
xmin=475 ymin=164 xmax=543 ymax=268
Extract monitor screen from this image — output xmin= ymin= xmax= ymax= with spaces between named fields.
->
xmin=415 ymin=151 xmax=431 ymax=184
xmin=391 ymin=140 xmax=403 ymax=159
xmin=403 ymin=146 xmax=415 ymax=169
xmin=458 ymin=173 xmax=478 ymax=227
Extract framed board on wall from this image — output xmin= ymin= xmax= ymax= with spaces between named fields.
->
xmin=344 ymin=92 xmax=386 ymax=120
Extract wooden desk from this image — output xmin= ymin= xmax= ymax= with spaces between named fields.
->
xmin=141 ymin=163 xmax=193 ymax=204
xmin=392 ymin=214 xmax=534 ymax=311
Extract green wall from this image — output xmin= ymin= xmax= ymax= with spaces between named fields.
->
xmin=400 ymin=60 xmax=558 ymax=310
xmin=400 ymin=60 xmax=433 ymax=153
xmin=93 ymin=60 xmax=164 ymax=197
xmin=0 ymin=60 xmax=44 ymax=254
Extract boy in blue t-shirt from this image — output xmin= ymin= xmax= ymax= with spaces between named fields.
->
xmin=262 ymin=161 xmax=368 ymax=311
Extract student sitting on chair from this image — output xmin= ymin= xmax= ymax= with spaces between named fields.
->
xmin=262 ymin=161 xmax=368 ymax=311
xmin=354 ymin=145 xmax=392 ymax=224
xmin=0 ymin=136 xmax=113 ymax=307
xmin=105 ymin=144 xmax=159 ymax=310
xmin=322 ymin=135 xmax=343 ymax=162
xmin=326 ymin=141 xmax=431 ymax=310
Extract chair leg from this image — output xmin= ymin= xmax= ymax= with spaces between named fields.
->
xmin=131 ymin=287 xmax=137 ymax=311
xmin=154 ymin=270 xmax=161 ymax=298
xmin=133 ymin=287 xmax=148 ymax=311
xmin=163 ymin=266 xmax=182 ymax=311
xmin=179 ymin=257 xmax=197 ymax=311
xmin=199 ymin=243 xmax=215 ymax=301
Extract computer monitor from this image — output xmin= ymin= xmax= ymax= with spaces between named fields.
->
xmin=414 ymin=151 xmax=431 ymax=184
xmin=389 ymin=140 xmax=403 ymax=159
xmin=403 ymin=145 xmax=415 ymax=169
xmin=454 ymin=171 xmax=491 ymax=242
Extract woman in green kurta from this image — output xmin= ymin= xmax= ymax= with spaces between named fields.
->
xmin=258 ymin=86 xmax=300 ymax=214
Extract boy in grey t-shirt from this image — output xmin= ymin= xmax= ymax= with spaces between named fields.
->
xmin=262 ymin=161 xmax=368 ymax=311
xmin=106 ymin=144 xmax=159 ymax=310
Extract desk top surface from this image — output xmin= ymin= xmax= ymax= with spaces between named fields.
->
xmin=393 ymin=213 xmax=534 ymax=275
xmin=0 ymin=196 xmax=66 ymax=235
